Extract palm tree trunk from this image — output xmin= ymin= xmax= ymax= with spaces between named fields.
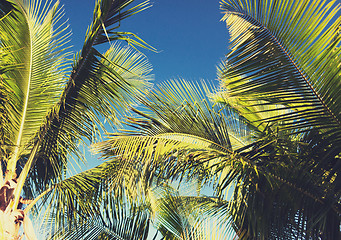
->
xmin=0 ymin=210 xmax=22 ymax=240
xmin=0 ymin=175 xmax=36 ymax=240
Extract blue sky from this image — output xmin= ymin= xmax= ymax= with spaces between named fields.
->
xmin=60 ymin=0 xmax=229 ymax=83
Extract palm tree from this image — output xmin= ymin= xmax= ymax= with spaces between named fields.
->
xmin=96 ymin=0 xmax=341 ymax=238
xmin=0 ymin=0 xmax=153 ymax=238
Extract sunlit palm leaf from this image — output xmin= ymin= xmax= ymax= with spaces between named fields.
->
xmin=0 ymin=0 xmax=70 ymax=175
xmin=93 ymin=80 xmax=253 ymax=224
xmin=28 ymin=42 xmax=152 ymax=193
xmin=14 ymin=0 xmax=153 ymax=202
xmin=0 ymin=0 xmax=154 ymax=235
xmin=214 ymin=62 xmax=290 ymax=133
xmin=216 ymin=1 xmax=341 ymax=238
xmin=220 ymin=0 xmax=341 ymax=143
xmin=105 ymin=80 xmax=252 ymax=151
xmin=150 ymin=186 xmax=232 ymax=240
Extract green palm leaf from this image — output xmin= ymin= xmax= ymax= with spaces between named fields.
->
xmin=150 ymin=185 xmax=232 ymax=240
xmin=0 ymin=0 xmax=153 ymax=199
xmin=28 ymin=42 xmax=152 ymax=193
xmin=219 ymin=0 xmax=341 ymax=143
xmin=0 ymin=0 xmax=70 ymax=175
xmin=28 ymin=160 xmax=151 ymax=239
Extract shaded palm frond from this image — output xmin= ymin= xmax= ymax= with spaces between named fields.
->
xmin=213 ymin=127 xmax=341 ymax=239
xmin=46 ymin=201 xmax=151 ymax=240
xmin=32 ymin=158 xmax=153 ymax=240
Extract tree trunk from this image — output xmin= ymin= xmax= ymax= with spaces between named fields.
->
xmin=0 ymin=177 xmax=36 ymax=240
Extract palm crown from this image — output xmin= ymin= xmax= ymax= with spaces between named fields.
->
xmin=0 ymin=0 xmax=340 ymax=239
xmin=95 ymin=0 xmax=341 ymax=239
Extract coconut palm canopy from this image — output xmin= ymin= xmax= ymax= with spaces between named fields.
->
xmin=0 ymin=0 xmax=341 ymax=239
xmin=94 ymin=0 xmax=341 ymax=239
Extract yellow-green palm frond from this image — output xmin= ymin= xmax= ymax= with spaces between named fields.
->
xmin=0 ymin=0 xmax=71 ymax=172
xmin=132 ymin=79 xmax=252 ymax=150
xmin=214 ymin=62 xmax=290 ymax=133
xmin=94 ymin=133 xmax=229 ymax=199
xmin=150 ymin=185 xmax=232 ymax=240
xmin=220 ymin=0 xmax=341 ymax=144
xmin=93 ymin=80 xmax=253 ymax=200
xmin=0 ymin=0 xmax=153 ymax=219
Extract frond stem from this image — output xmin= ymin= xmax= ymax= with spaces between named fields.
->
xmin=7 ymin=3 xmax=33 ymax=178
xmin=270 ymin=33 xmax=341 ymax=127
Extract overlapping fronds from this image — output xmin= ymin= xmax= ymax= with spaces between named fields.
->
xmin=94 ymin=80 xmax=253 ymax=198
xmin=35 ymin=158 xmax=154 ymax=239
xmin=149 ymin=186 xmax=232 ymax=240
xmin=97 ymin=79 xmax=251 ymax=153
xmin=29 ymin=41 xmax=152 ymax=192
xmin=47 ymin=215 xmax=151 ymax=240
xmin=219 ymin=0 xmax=341 ymax=144
xmin=0 ymin=0 xmax=154 ymax=235
xmin=214 ymin=1 xmax=341 ymax=238
xmin=211 ymin=126 xmax=341 ymax=239
xmin=134 ymin=80 xmax=247 ymax=149
xmin=2 ymin=0 xmax=153 ymax=198
xmin=214 ymin=62 xmax=290 ymax=133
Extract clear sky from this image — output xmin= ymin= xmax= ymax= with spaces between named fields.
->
xmin=60 ymin=0 xmax=229 ymax=83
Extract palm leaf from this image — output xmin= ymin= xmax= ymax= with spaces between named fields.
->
xmin=93 ymin=80 xmax=254 ymax=199
xmin=46 ymin=202 xmax=151 ymax=240
xmin=13 ymin=0 xmax=153 ymax=200
xmin=0 ymin=0 xmax=154 ymax=232
xmin=213 ymin=127 xmax=341 ymax=239
xmin=219 ymin=0 xmax=341 ymax=143
xmin=150 ymin=185 xmax=232 ymax=240
xmin=26 ymin=159 xmax=151 ymax=239
xmin=0 ymin=0 xmax=70 ymax=176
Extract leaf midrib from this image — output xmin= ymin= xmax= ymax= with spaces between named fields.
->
xmin=8 ymin=3 xmax=33 ymax=173
xmin=227 ymin=11 xmax=341 ymax=128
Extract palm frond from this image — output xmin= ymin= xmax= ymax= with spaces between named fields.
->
xmin=112 ymin=80 xmax=251 ymax=150
xmin=27 ymin=158 xmax=153 ymax=239
xmin=92 ymin=80 xmax=254 ymax=213
xmin=0 ymin=0 xmax=70 ymax=175
xmin=150 ymin=186 xmax=232 ymax=240
xmin=213 ymin=127 xmax=341 ymax=239
xmin=46 ymin=202 xmax=151 ymax=240
xmin=27 ymin=16 xmax=153 ymax=193
xmin=219 ymin=0 xmax=341 ymax=143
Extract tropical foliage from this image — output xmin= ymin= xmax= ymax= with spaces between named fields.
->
xmin=95 ymin=0 xmax=341 ymax=239
xmin=0 ymin=0 xmax=153 ymax=238
xmin=1 ymin=0 xmax=341 ymax=239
